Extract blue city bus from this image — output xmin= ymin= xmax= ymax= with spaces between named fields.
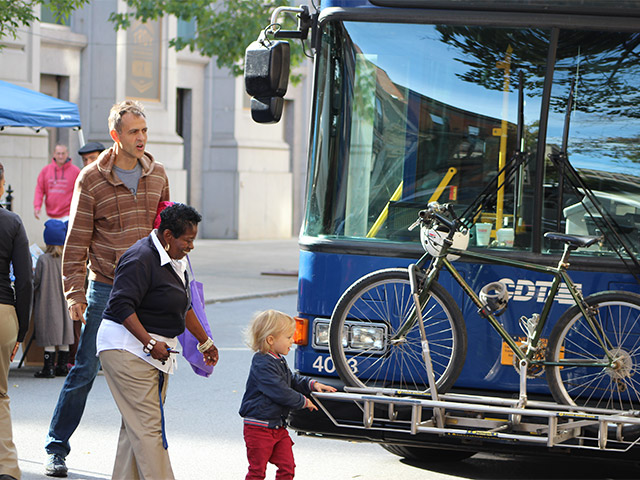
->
xmin=246 ymin=0 xmax=640 ymax=461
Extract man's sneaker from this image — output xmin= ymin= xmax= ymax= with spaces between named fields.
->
xmin=45 ymin=454 xmax=68 ymax=477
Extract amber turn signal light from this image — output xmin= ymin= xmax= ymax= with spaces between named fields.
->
xmin=293 ymin=316 xmax=308 ymax=345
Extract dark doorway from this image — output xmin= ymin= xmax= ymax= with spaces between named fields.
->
xmin=176 ymin=88 xmax=193 ymax=204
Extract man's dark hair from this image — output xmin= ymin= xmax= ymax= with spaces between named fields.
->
xmin=158 ymin=203 xmax=202 ymax=238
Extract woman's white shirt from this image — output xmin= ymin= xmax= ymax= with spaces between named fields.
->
xmin=96 ymin=231 xmax=188 ymax=374
xmin=96 ymin=321 xmax=178 ymax=373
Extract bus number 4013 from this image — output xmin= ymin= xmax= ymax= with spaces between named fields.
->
xmin=312 ymin=355 xmax=357 ymax=374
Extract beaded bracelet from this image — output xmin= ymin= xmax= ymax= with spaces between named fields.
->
xmin=197 ymin=337 xmax=214 ymax=353
xmin=142 ymin=338 xmax=157 ymax=354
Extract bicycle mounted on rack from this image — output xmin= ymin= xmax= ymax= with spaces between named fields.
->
xmin=312 ymin=201 xmax=640 ymax=454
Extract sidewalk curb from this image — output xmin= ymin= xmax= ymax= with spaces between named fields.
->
xmin=205 ymin=289 xmax=298 ymax=305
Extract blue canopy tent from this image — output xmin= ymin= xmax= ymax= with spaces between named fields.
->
xmin=0 ymin=80 xmax=82 ymax=129
xmin=0 ymin=81 xmax=83 ymax=367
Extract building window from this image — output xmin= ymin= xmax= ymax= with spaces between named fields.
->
xmin=40 ymin=1 xmax=70 ymax=26
xmin=177 ymin=18 xmax=196 ymax=40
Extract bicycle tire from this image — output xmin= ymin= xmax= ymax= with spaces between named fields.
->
xmin=329 ymin=268 xmax=467 ymax=393
xmin=546 ymin=291 xmax=640 ymax=424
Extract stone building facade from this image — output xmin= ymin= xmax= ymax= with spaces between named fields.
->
xmin=0 ymin=1 xmax=310 ymax=244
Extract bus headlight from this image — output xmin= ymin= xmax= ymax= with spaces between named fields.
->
xmin=314 ymin=321 xmax=348 ymax=347
xmin=314 ymin=322 xmax=330 ymax=346
xmin=351 ymin=325 xmax=385 ymax=351
xmin=312 ymin=318 xmax=386 ymax=352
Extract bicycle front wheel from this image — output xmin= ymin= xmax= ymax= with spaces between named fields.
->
xmin=329 ymin=268 xmax=467 ymax=393
xmin=546 ymin=291 xmax=640 ymax=412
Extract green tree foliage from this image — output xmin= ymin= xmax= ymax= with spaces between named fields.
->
xmin=0 ymin=1 xmax=35 ymax=40
xmin=0 ymin=0 xmax=88 ymax=41
xmin=109 ymin=0 xmax=307 ymax=77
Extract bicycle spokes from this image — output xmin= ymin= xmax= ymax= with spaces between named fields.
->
xmin=547 ymin=297 xmax=640 ymax=412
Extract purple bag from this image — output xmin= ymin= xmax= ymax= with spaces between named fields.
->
xmin=177 ymin=257 xmax=214 ymax=377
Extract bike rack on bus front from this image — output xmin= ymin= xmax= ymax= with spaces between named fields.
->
xmin=312 ymin=387 xmax=640 ymax=453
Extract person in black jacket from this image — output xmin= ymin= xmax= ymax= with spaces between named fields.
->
xmin=0 ymin=162 xmax=33 ymax=480
xmin=239 ymin=310 xmax=336 ymax=480
xmin=96 ymin=203 xmax=218 ymax=480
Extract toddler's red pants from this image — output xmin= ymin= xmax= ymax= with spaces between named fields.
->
xmin=244 ymin=424 xmax=295 ymax=480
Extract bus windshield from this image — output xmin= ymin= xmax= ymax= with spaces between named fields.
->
xmin=303 ymin=19 xmax=640 ymax=255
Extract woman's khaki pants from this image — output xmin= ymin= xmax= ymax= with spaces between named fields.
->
xmin=100 ymin=349 xmax=174 ymax=480
xmin=0 ymin=304 xmax=20 ymax=479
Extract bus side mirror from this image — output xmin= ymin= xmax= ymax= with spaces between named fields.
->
xmin=245 ymin=40 xmax=290 ymax=124
xmin=245 ymin=40 xmax=290 ymax=98
xmin=250 ymin=97 xmax=284 ymax=124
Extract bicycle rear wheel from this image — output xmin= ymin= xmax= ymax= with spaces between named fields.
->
xmin=329 ymin=268 xmax=467 ymax=393
xmin=546 ymin=291 xmax=640 ymax=416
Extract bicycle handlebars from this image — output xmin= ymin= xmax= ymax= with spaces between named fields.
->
xmin=409 ymin=202 xmax=459 ymax=233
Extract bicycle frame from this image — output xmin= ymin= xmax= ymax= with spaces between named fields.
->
xmin=402 ymin=244 xmax=615 ymax=369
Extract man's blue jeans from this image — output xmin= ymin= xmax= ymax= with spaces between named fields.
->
xmin=45 ymin=280 xmax=112 ymax=457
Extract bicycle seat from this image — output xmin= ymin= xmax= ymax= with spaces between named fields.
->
xmin=544 ymin=232 xmax=601 ymax=248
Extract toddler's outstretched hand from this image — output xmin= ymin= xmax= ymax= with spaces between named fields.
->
xmin=304 ymin=397 xmax=318 ymax=411
xmin=313 ymin=382 xmax=337 ymax=393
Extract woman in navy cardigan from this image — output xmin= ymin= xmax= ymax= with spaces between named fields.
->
xmin=0 ymin=162 xmax=33 ymax=480
xmin=96 ymin=203 xmax=218 ymax=480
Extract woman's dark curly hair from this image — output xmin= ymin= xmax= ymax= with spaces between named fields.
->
xmin=158 ymin=203 xmax=202 ymax=238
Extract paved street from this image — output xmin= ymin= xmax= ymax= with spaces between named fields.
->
xmin=12 ymin=295 xmax=467 ymax=480
xmin=9 ymin=237 xmax=302 ymax=479
xmin=6 ymin=238 xmax=640 ymax=479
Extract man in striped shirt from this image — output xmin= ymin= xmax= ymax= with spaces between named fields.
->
xmin=44 ymin=100 xmax=170 ymax=478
